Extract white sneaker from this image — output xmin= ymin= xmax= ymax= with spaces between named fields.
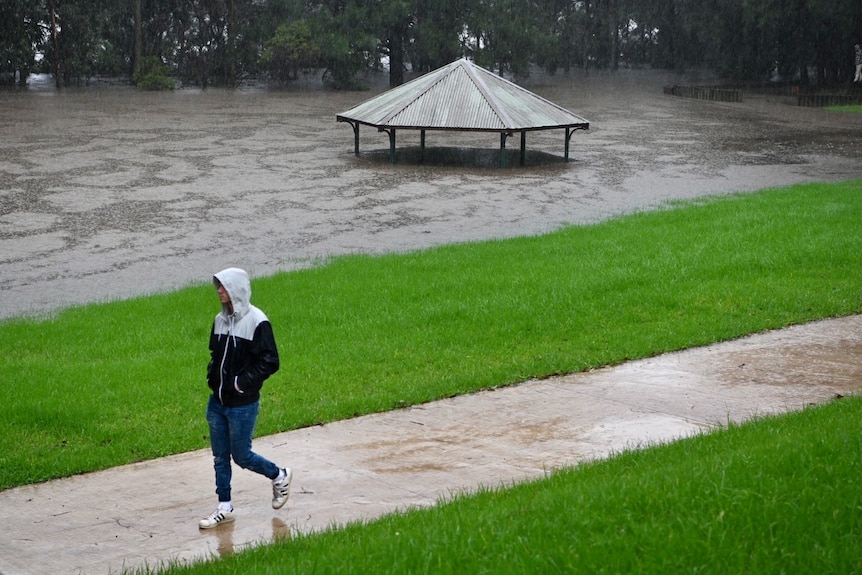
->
xmin=272 ymin=467 xmax=292 ymax=509
xmin=199 ymin=506 xmax=235 ymax=529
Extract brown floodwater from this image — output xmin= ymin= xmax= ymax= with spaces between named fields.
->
xmin=0 ymin=69 xmax=860 ymax=319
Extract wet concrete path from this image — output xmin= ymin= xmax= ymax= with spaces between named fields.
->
xmin=1 ymin=314 xmax=859 ymax=575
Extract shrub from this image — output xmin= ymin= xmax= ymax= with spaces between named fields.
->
xmin=133 ymin=56 xmax=175 ymax=91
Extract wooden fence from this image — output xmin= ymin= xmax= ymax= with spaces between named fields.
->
xmin=665 ymin=83 xmax=862 ymax=107
xmin=796 ymin=93 xmax=862 ymax=107
xmin=663 ymin=85 xmax=742 ymax=103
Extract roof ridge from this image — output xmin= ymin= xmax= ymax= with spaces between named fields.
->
xmin=377 ymin=60 xmax=461 ymax=126
xmin=459 ymin=59 xmax=517 ymax=130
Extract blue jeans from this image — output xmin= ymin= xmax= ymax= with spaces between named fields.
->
xmin=206 ymin=395 xmax=279 ymax=502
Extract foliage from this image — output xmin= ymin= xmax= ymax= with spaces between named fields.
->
xmin=0 ymin=0 xmax=42 ymax=85
xmin=407 ymin=0 xmax=467 ymax=73
xmin=132 ymin=55 xmax=176 ymax=90
xmin=3 ymin=0 xmax=862 ymax=89
xmin=310 ymin=1 xmax=376 ymax=90
xmin=466 ymin=0 xmax=550 ymax=78
xmin=42 ymin=0 xmax=109 ymax=85
xmin=262 ymin=20 xmax=321 ymax=83
xmin=635 ymin=0 xmax=862 ymax=82
xmin=368 ymin=0 xmax=413 ymax=85
xmin=1 ymin=181 xmax=859 ymax=491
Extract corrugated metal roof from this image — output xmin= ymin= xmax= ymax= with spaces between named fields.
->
xmin=336 ymin=58 xmax=589 ymax=132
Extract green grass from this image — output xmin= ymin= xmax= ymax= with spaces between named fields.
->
xmin=159 ymin=395 xmax=862 ymax=575
xmin=1 ymin=180 xmax=860 ymax=491
xmin=825 ymin=104 xmax=862 ymax=114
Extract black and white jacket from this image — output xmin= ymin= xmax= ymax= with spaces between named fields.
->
xmin=207 ymin=267 xmax=280 ymax=407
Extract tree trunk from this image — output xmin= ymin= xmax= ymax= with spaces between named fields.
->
xmin=134 ymin=0 xmax=143 ymax=77
xmin=389 ymin=34 xmax=404 ymax=87
xmin=226 ymin=0 xmax=237 ymax=86
xmin=48 ymin=0 xmax=63 ymax=88
xmin=608 ymin=0 xmax=618 ymax=70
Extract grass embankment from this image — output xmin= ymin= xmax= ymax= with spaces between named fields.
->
xmin=163 ymin=395 xmax=862 ymax=574
xmin=2 ymin=181 xmax=860 ymax=492
xmin=826 ymin=104 xmax=862 ymax=114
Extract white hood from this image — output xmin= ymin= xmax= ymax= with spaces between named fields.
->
xmin=213 ymin=267 xmax=252 ymax=319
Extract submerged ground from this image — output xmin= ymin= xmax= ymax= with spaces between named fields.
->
xmin=0 ymin=69 xmax=860 ymax=319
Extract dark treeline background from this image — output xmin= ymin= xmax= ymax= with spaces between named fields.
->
xmin=2 ymin=0 xmax=861 ymax=89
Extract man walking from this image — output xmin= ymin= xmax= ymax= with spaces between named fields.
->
xmin=199 ymin=267 xmax=292 ymax=529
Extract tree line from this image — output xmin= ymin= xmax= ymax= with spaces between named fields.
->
xmin=2 ymin=0 xmax=861 ymax=89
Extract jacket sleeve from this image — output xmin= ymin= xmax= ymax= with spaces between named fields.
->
xmin=206 ymin=322 xmax=218 ymax=387
xmin=237 ymin=320 xmax=280 ymax=393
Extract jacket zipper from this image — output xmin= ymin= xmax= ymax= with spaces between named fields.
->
xmin=217 ymin=332 xmax=231 ymax=404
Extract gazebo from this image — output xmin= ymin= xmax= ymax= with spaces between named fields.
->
xmin=336 ymin=58 xmax=590 ymax=167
